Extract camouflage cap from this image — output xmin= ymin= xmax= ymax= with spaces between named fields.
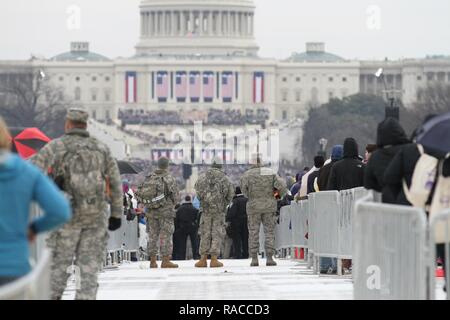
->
xmin=158 ymin=156 xmax=169 ymax=170
xmin=211 ymin=156 xmax=223 ymax=169
xmin=66 ymin=108 xmax=89 ymax=123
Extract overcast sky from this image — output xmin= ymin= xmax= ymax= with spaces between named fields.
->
xmin=0 ymin=0 xmax=449 ymax=61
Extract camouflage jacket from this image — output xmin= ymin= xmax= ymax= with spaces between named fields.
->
xmin=195 ymin=167 xmax=234 ymax=214
xmin=240 ymin=165 xmax=287 ymax=215
xmin=142 ymin=169 xmax=179 ymax=218
xmin=32 ymin=128 xmax=123 ymax=227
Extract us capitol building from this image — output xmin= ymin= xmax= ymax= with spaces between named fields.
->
xmin=1 ymin=0 xmax=450 ymax=124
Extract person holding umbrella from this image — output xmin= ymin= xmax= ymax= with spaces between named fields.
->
xmin=384 ymin=112 xmax=450 ymax=293
xmin=0 ymin=116 xmax=71 ymax=286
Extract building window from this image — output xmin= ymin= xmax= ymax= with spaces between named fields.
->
xmin=312 ymin=77 xmax=317 ymax=82
xmin=281 ymin=91 xmax=288 ymax=102
xmin=92 ymin=76 xmax=97 ymax=82
xmin=311 ymin=87 xmax=318 ymax=103
xmin=282 ymin=110 xmax=287 ymax=120
xmin=92 ymin=93 xmax=97 ymax=101
xmin=74 ymin=87 xmax=81 ymax=100
xmin=341 ymin=89 xmax=348 ymax=98
xmin=295 ymin=91 xmax=301 ymax=102
xmin=296 ymin=77 xmax=301 ymax=82
xmin=342 ymin=77 xmax=347 ymax=82
xmin=92 ymin=110 xmax=97 ymax=120
xmin=105 ymin=91 xmax=111 ymax=101
xmin=417 ymin=75 xmax=422 ymax=81
xmin=437 ymin=72 xmax=446 ymax=82
xmin=282 ymin=77 xmax=287 ymax=82
xmin=427 ymin=72 xmax=435 ymax=81
xmin=105 ymin=76 xmax=110 ymax=82
xmin=59 ymin=76 xmax=64 ymax=82
xmin=329 ymin=77 xmax=334 ymax=82
xmin=75 ymin=76 xmax=80 ymax=82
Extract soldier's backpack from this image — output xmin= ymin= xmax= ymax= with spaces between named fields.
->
xmin=402 ymin=144 xmax=439 ymax=208
xmin=136 ymin=173 xmax=169 ymax=210
xmin=199 ymin=170 xmax=226 ymax=207
xmin=59 ymin=140 xmax=106 ymax=212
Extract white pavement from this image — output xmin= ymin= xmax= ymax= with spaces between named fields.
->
xmin=62 ymin=259 xmax=354 ymax=300
xmin=62 ymin=258 xmax=447 ymax=300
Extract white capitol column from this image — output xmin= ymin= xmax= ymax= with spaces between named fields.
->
xmin=208 ymin=11 xmax=213 ymax=36
xmin=189 ymin=11 xmax=194 ymax=32
xmin=250 ymin=13 xmax=254 ymax=36
xmin=154 ymin=12 xmax=158 ymax=36
xmin=180 ymin=11 xmax=186 ymax=36
xmin=162 ymin=11 xmax=166 ymax=36
xmin=148 ymin=12 xmax=152 ymax=36
xmin=171 ymin=11 xmax=176 ymax=36
xmin=199 ymin=11 xmax=204 ymax=35
xmin=141 ymin=12 xmax=144 ymax=37
xmin=227 ymin=11 xmax=231 ymax=35
xmin=217 ymin=11 xmax=222 ymax=36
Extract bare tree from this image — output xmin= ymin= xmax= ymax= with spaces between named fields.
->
xmin=414 ymin=82 xmax=450 ymax=116
xmin=0 ymin=70 xmax=75 ymax=138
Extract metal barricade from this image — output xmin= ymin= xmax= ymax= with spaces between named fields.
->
xmin=429 ymin=209 xmax=450 ymax=300
xmin=338 ymin=188 xmax=368 ymax=261
xmin=353 ymin=197 xmax=428 ymax=300
xmin=291 ymin=201 xmax=308 ymax=250
xmin=310 ymin=191 xmax=340 ymax=273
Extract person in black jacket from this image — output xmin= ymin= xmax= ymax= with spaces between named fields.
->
xmin=327 ymin=138 xmax=365 ymax=191
xmin=364 ymin=118 xmax=410 ymax=203
xmin=226 ymin=187 xmax=249 ymax=259
xmin=307 ymin=156 xmax=325 ymax=194
xmin=317 ymin=145 xmax=343 ymax=191
xmin=174 ymin=196 xmax=200 ymax=260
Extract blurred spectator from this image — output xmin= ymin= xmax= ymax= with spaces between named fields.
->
xmin=173 ymin=196 xmax=200 ymax=260
xmin=307 ymin=156 xmax=325 ymax=194
xmin=226 ymin=187 xmax=249 ymax=259
xmin=0 ymin=117 xmax=71 ymax=286
xmin=317 ymin=145 xmax=343 ymax=191
xmin=364 ymin=144 xmax=378 ymax=164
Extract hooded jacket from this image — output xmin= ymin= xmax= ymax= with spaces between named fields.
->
xmin=317 ymin=145 xmax=343 ymax=191
xmin=327 ymin=138 xmax=365 ymax=191
xmin=0 ymin=153 xmax=71 ymax=277
xmin=364 ymin=118 xmax=410 ymax=203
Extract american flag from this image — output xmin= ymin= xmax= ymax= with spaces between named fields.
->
xmin=253 ymin=72 xmax=265 ymax=104
xmin=175 ymin=72 xmax=187 ymax=102
xmin=203 ymin=72 xmax=214 ymax=102
xmin=189 ymin=71 xmax=201 ymax=102
xmin=125 ymin=71 xmax=137 ymax=104
xmin=222 ymin=72 xmax=234 ymax=103
xmin=156 ymin=71 xmax=169 ymax=102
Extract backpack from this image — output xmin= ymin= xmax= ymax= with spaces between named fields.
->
xmin=59 ymin=140 xmax=106 ymax=212
xmin=199 ymin=171 xmax=226 ymax=207
xmin=402 ymin=144 xmax=439 ymax=208
xmin=429 ymin=157 xmax=450 ymax=244
xmin=136 ymin=173 xmax=169 ymax=210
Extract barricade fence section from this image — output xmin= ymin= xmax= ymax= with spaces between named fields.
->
xmin=353 ymin=198 xmax=428 ymax=300
xmin=106 ymin=213 xmax=140 ymax=266
xmin=429 ymin=209 xmax=450 ymax=300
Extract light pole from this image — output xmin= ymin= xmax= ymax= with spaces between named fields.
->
xmin=318 ymin=138 xmax=328 ymax=159
xmin=375 ymin=68 xmax=401 ymax=120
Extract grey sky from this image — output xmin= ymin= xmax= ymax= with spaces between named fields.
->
xmin=0 ymin=0 xmax=449 ymax=61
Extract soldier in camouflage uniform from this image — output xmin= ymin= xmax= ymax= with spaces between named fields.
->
xmin=240 ymin=156 xmax=287 ymax=267
xmin=194 ymin=157 xmax=234 ymax=268
xmin=136 ymin=157 xmax=179 ymax=268
xmin=32 ymin=108 xmax=123 ymax=300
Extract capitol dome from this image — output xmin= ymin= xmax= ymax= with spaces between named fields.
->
xmin=135 ymin=0 xmax=259 ymax=57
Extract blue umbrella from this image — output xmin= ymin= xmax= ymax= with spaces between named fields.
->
xmin=416 ymin=112 xmax=450 ymax=158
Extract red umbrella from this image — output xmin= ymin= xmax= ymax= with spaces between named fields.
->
xmin=9 ymin=127 xmax=51 ymax=159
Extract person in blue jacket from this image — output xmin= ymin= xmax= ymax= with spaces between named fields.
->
xmin=0 ymin=117 xmax=71 ymax=286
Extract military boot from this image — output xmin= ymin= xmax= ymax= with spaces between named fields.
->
xmin=209 ymin=256 xmax=223 ymax=268
xmin=150 ymin=256 xmax=158 ymax=269
xmin=161 ymin=256 xmax=178 ymax=268
xmin=266 ymin=255 xmax=277 ymax=266
xmin=250 ymin=255 xmax=259 ymax=267
xmin=195 ymin=255 xmax=208 ymax=268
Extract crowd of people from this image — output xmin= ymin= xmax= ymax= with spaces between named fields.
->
xmin=0 ymin=106 xmax=449 ymax=300
xmin=118 ymin=108 xmax=270 ymax=127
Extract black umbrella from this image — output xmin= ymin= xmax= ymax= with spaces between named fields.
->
xmin=117 ymin=160 xmax=142 ymax=175
xmin=416 ymin=112 xmax=450 ymax=158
